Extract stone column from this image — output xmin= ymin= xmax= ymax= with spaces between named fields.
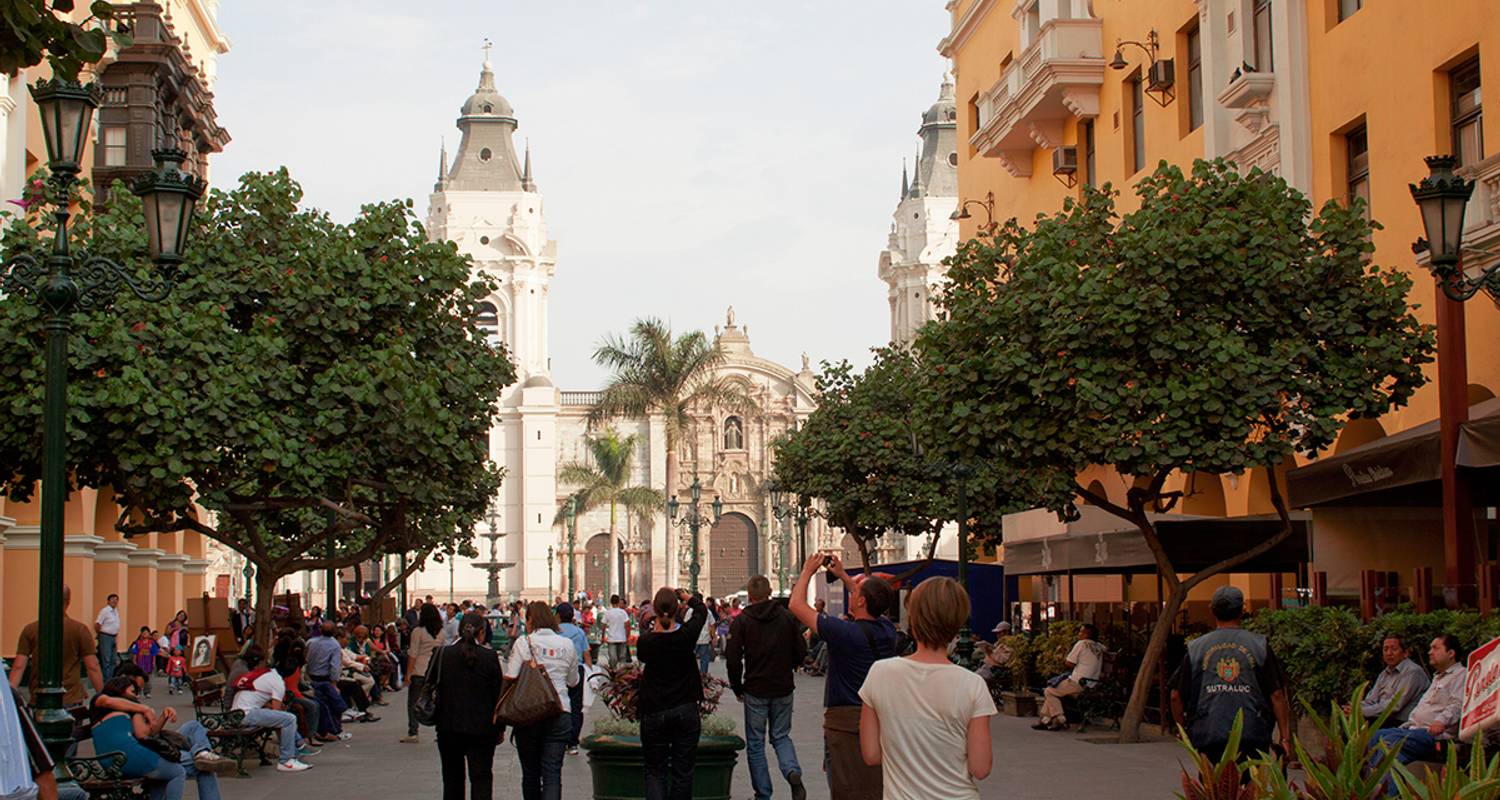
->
xmin=95 ymin=540 xmax=138 ymax=630
xmin=2 ymin=525 xmax=41 ymax=648
xmin=63 ymin=534 xmax=105 ymax=616
xmin=126 ymin=547 xmax=165 ymax=635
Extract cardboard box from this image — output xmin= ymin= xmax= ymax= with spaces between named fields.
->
xmin=186 ymin=595 xmax=229 ymax=631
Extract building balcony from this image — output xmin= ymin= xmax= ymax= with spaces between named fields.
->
xmin=1453 ymin=152 xmax=1500 ymax=305
xmin=970 ymin=17 xmax=1105 ymax=177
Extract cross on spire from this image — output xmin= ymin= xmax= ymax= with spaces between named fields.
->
xmin=482 ymin=38 xmax=493 ymax=62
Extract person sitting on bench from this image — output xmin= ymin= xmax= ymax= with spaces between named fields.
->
xmin=1366 ymin=635 xmax=1467 ymax=795
xmin=1034 ymin=624 xmax=1103 ymax=731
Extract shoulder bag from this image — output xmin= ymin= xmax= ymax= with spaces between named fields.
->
xmin=413 ymin=642 xmax=444 ymax=727
xmin=493 ymin=635 xmax=563 ymax=727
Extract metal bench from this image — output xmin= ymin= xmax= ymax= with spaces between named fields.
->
xmin=1065 ymin=651 xmax=1127 ymax=733
xmin=190 ymin=672 xmax=275 ymax=776
xmin=67 ymin=752 xmax=145 ymax=800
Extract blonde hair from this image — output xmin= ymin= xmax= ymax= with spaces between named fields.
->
xmin=906 ymin=577 xmax=971 ymax=650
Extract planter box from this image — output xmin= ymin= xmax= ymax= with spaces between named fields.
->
xmin=581 ymin=734 xmax=746 ymax=800
xmin=1001 ymin=690 xmax=1039 ymax=717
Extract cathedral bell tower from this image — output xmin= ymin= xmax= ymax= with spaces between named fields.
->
xmin=426 ymin=52 xmax=559 ymax=600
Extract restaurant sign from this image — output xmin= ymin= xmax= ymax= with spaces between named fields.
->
xmin=1461 ymin=635 xmax=1500 ymax=742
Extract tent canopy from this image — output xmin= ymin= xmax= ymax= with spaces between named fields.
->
xmin=1003 ymin=514 xmax=1311 ymax=576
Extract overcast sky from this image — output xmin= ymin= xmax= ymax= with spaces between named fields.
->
xmin=209 ymin=2 xmax=951 ymax=388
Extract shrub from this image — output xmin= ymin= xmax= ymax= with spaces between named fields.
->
xmin=590 ymin=662 xmax=727 ymax=723
xmin=591 ymin=713 xmax=738 ymax=738
xmin=1032 ymin=620 xmax=1083 ymax=682
xmin=1245 ymin=606 xmax=1366 ymax=713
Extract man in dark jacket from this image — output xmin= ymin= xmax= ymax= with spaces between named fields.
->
xmin=727 ymin=575 xmax=808 ymax=800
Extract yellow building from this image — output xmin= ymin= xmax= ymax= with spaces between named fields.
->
xmin=1 ymin=0 xmax=231 ymax=653
xmin=942 ymin=0 xmax=1498 ymax=611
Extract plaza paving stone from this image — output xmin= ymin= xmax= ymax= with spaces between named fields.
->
xmin=138 ymin=665 xmax=1188 ymax=799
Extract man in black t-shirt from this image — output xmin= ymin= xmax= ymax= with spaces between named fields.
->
xmin=1170 ymin=586 xmax=1290 ymax=763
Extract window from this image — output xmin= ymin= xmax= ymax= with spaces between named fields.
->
xmin=1081 ymin=119 xmax=1096 ymax=187
xmin=474 ymin=301 xmax=502 ymax=347
xmin=1451 ymin=57 xmax=1484 ymax=167
xmin=479 ymin=147 xmax=493 ymax=162
xmin=1253 ymin=0 xmax=1274 ymax=73
xmin=723 ymin=416 xmax=744 ymax=450
xmin=1186 ymin=24 xmax=1203 ymax=132
xmin=1346 ymin=124 xmax=1370 ymax=219
xmin=1338 ymin=0 xmax=1362 ymax=21
xmin=103 ymin=127 xmax=126 ymax=167
xmin=1129 ymin=75 xmax=1146 ymax=174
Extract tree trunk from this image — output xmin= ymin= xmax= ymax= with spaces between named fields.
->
xmin=252 ymin=566 xmax=279 ymax=651
xmin=608 ymin=499 xmax=618 ymax=601
xmin=664 ymin=446 xmax=678 ymax=588
xmin=369 ymin=553 xmax=428 ymax=605
xmin=1118 ymin=580 xmax=1186 ymax=742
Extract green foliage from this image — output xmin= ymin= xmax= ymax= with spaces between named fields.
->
xmin=1365 ymin=609 xmax=1500 ymax=672
xmin=0 ymin=170 xmax=514 ymax=608
xmin=1176 ymin=712 xmax=1259 ymax=800
xmin=1393 ymin=739 xmax=1500 ymax=799
xmin=1032 ymin=619 xmax=1082 ymax=680
xmin=772 ymin=346 xmax=1017 ymax=561
xmin=591 ymin=713 xmax=737 ymax=739
xmin=0 ymin=0 xmax=131 ymax=79
xmin=917 ymin=160 xmax=1433 ymax=513
xmin=555 ymin=429 xmax=662 ymax=527
xmin=1294 ymin=686 xmax=1402 ymax=799
xmin=995 ymin=633 xmax=1033 ymax=689
xmin=1245 ymin=606 xmax=1367 ymax=712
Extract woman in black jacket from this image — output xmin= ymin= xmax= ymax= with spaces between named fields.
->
xmin=636 ymin=587 xmax=709 ymax=800
xmin=433 ymin=612 xmax=503 ymax=800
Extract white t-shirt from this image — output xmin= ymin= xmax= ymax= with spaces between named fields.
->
xmin=231 ymin=670 xmax=286 ymax=711
xmin=602 ymin=607 xmax=630 ymax=643
xmin=686 ymin=607 xmax=715 ymax=646
xmin=858 ymin=658 xmax=997 ymax=800
xmin=506 ymin=630 xmax=580 ymax=713
xmin=1067 ymin=640 xmax=1104 ymax=684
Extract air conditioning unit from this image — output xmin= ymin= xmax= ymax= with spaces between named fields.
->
xmin=1052 ymin=146 xmax=1079 ymax=187
xmin=1148 ymin=58 xmax=1176 ymax=91
xmin=1052 ymin=146 xmax=1078 ymax=176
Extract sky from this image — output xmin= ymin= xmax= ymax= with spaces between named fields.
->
xmin=209 ymin=1 xmax=952 ymax=389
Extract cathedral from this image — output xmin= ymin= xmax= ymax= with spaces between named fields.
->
xmin=407 ymin=57 xmax=830 ymax=604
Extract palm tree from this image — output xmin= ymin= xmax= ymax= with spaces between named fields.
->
xmin=554 ymin=430 xmax=662 ymax=598
xmin=590 ymin=317 xmax=756 ymax=585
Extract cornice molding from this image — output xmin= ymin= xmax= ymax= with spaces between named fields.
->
xmin=939 ymin=0 xmax=998 ymax=58
xmin=3 ymin=525 xmax=39 ymax=551
xmin=95 ymin=541 xmax=139 ymax=564
xmin=180 ymin=558 xmax=212 ymax=576
xmin=127 ymin=547 xmax=167 ymax=569
xmin=64 ymin=535 xmax=105 ymax=558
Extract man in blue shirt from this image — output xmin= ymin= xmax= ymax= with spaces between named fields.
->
xmin=556 ymin=603 xmax=593 ymax=756
xmin=790 ymin=553 xmax=897 ymax=800
xmin=305 ymin=622 xmax=351 ymax=736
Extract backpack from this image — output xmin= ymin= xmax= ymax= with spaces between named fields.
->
xmin=232 ymin=666 xmax=272 ymax=692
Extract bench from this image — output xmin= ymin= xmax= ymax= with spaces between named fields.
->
xmin=190 ymin=672 xmax=276 ymax=776
xmin=66 ymin=752 xmax=145 ymax=800
xmin=1064 ymin=651 xmax=1127 ymax=733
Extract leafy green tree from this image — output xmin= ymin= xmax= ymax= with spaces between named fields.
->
xmin=590 ymin=318 xmax=754 ymax=583
xmin=1 ymin=0 xmax=131 ymax=79
xmin=0 ymin=170 xmax=515 ymax=643
xmin=554 ymin=429 xmax=663 ymax=598
xmin=772 ymin=346 xmax=1004 ymax=571
xmin=916 ymin=159 xmax=1433 ymax=741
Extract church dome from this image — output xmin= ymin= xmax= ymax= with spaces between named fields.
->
xmin=522 ymin=374 xmax=554 ymax=389
xmin=922 ymin=74 xmax=958 ymax=126
xmin=461 ymin=60 xmax=515 ymax=119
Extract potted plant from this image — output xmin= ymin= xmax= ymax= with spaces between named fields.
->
xmin=581 ymin=662 xmax=746 ymax=800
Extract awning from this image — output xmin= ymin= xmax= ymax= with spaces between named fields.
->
xmin=1003 ymin=515 xmax=1311 ymax=576
xmin=1286 ymin=397 xmax=1500 ymax=508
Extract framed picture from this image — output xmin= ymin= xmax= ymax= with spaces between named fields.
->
xmin=189 ymin=634 xmax=217 ymax=674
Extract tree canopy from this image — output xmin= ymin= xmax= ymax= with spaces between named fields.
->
xmin=0 ymin=0 xmax=130 ymax=79
xmin=915 ymin=159 xmax=1434 ymax=739
xmin=0 ymin=169 xmax=515 ymax=638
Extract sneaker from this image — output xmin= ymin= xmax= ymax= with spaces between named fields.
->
xmin=192 ymin=751 xmax=238 ymax=775
xmin=400 ymin=735 xmax=419 ymax=744
xmin=788 ymin=770 xmax=807 ymax=800
xmin=566 ymin=747 xmax=579 ymax=756
xmin=357 ymin=713 xmax=380 ymax=723
xmin=341 ymin=710 xmax=359 ymax=722
xmin=296 ymin=746 xmax=321 ymax=758
xmin=276 ymin=760 xmax=313 ymax=773
xmin=336 ymin=732 xmax=353 ymax=741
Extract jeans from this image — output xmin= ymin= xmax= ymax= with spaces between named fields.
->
xmin=607 ymin=642 xmax=629 ymax=666
xmin=289 ymin=695 xmax=322 ymax=738
xmin=642 ymin=702 xmax=700 ymax=800
xmin=310 ymin=678 xmax=347 ymax=733
xmin=745 ymin=693 xmax=801 ymax=800
xmin=436 ymin=730 xmax=497 ymax=800
xmin=513 ymin=713 xmax=571 ymax=800
xmin=240 ymin=708 xmax=299 ymax=762
xmin=407 ymin=675 xmax=425 ymax=736
xmin=174 ymin=722 xmax=222 ymax=800
xmin=140 ymin=757 xmax=186 ymax=800
xmin=567 ymin=667 xmax=585 ymax=747
xmin=1368 ymin=727 xmax=1440 ymax=795
xmin=97 ymin=633 xmax=116 ymax=681
xmin=695 ymin=644 xmax=712 ymax=674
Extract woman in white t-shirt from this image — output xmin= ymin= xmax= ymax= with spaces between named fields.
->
xmin=504 ymin=602 xmax=580 ymax=800
xmin=857 ymin=577 xmax=997 ymax=800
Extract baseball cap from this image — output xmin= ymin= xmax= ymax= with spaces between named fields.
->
xmin=1210 ymin=585 xmax=1245 ymax=619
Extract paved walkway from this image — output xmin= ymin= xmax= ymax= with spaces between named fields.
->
xmin=136 ymin=666 xmax=1187 ymax=799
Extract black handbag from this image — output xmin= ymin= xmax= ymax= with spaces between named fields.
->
xmin=139 ymin=728 xmax=191 ymax=760
xmin=413 ymin=645 xmax=444 ymax=727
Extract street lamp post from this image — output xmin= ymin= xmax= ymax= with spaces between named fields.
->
xmin=2 ymin=77 xmax=205 ymax=766
xmin=547 ymin=546 xmax=555 ymax=599
xmin=564 ymin=496 xmax=579 ymax=600
xmin=954 ymin=469 xmax=975 ymax=668
xmin=769 ymin=483 xmax=808 ymax=595
xmin=242 ymin=563 xmax=255 ymax=611
xmin=1410 ymin=155 xmax=1494 ymax=609
xmin=667 ymin=479 xmax=722 ymax=594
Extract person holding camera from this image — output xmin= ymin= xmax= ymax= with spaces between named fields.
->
xmin=636 ymin=588 xmax=710 ymax=800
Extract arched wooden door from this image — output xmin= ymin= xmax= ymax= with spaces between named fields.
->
xmin=584 ymin=533 xmax=610 ymax=598
xmin=709 ymin=512 xmax=758 ymax=598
